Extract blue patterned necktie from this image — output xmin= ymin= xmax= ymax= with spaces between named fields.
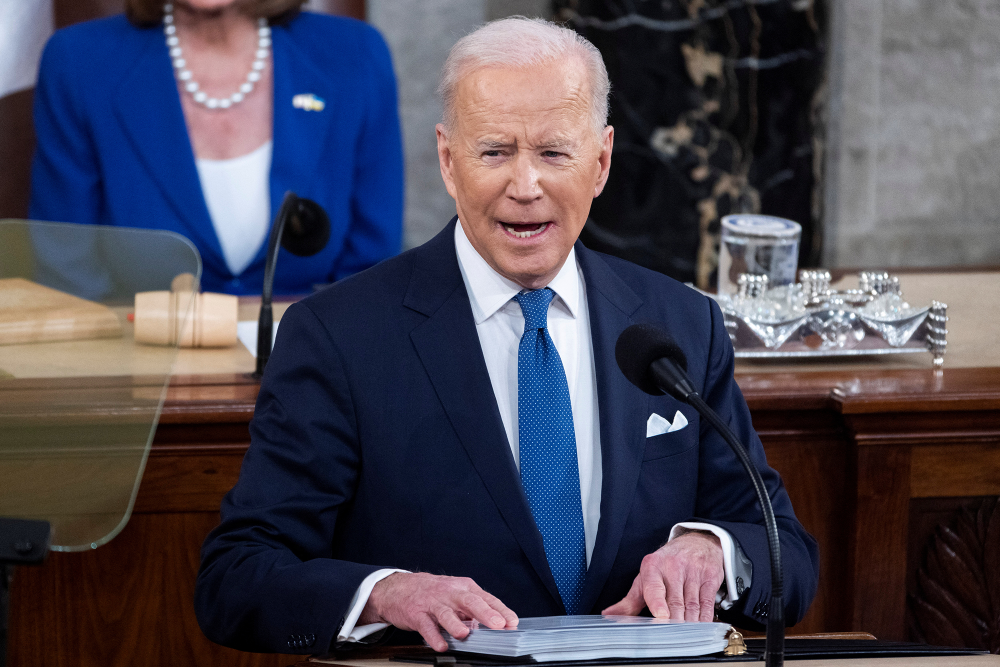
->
xmin=514 ymin=288 xmax=587 ymax=615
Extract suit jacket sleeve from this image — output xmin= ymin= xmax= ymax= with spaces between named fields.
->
xmin=29 ymin=29 xmax=102 ymax=227
xmin=27 ymin=29 xmax=116 ymax=299
xmin=689 ymin=298 xmax=820 ymax=629
xmin=195 ymin=302 xmax=384 ymax=653
xmin=332 ymin=24 xmax=403 ymax=281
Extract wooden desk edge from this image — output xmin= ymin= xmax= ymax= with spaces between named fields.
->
xmin=287 ymin=638 xmax=1000 ymax=667
xmin=294 ymin=655 xmax=1000 ymax=667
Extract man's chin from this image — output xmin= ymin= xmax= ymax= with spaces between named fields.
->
xmin=495 ymin=258 xmax=563 ymax=290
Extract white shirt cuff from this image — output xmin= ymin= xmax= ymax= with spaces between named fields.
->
xmin=337 ymin=568 xmax=408 ymax=643
xmin=668 ymin=522 xmax=747 ymax=611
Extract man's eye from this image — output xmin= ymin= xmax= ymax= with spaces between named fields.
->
xmin=542 ymin=151 xmax=564 ymax=158
xmin=483 ymin=150 xmax=503 ymax=158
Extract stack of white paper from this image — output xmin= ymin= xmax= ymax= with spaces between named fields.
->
xmin=442 ymin=616 xmax=731 ymax=662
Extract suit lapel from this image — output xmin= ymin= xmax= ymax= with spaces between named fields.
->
xmin=575 ymin=244 xmax=648 ymax=614
xmin=112 ymin=31 xmax=224 ymax=270
xmin=406 ymin=220 xmax=564 ymax=609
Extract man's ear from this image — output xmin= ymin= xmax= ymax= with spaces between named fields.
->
xmin=436 ymin=124 xmax=459 ymax=201
xmin=593 ymin=125 xmax=614 ymax=198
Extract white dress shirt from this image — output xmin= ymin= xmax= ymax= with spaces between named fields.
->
xmin=454 ymin=220 xmax=603 ymax=566
xmin=336 ymin=221 xmax=746 ymax=643
xmin=195 ymin=140 xmax=272 ymax=277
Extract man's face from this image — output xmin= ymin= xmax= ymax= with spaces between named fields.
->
xmin=436 ymin=58 xmax=614 ymax=289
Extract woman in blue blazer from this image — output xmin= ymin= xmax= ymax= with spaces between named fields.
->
xmin=29 ymin=0 xmax=403 ymax=296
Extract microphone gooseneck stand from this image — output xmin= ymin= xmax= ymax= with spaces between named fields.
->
xmin=618 ymin=325 xmax=785 ymax=667
xmin=683 ymin=390 xmax=784 ymax=667
xmin=255 ymin=192 xmax=330 ymax=378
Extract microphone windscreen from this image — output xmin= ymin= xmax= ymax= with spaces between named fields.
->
xmin=615 ymin=323 xmax=688 ymax=396
xmin=281 ymin=198 xmax=331 ymax=257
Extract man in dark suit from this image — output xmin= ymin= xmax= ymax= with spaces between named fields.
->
xmin=195 ymin=17 xmax=819 ymax=655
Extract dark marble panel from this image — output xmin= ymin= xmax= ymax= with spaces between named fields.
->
xmin=554 ymin=0 xmax=827 ymax=288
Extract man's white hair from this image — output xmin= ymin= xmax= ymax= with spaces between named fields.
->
xmin=438 ymin=16 xmax=610 ymax=136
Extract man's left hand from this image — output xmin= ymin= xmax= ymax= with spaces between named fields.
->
xmin=601 ymin=531 xmax=724 ymax=622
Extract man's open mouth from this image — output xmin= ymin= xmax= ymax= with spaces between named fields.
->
xmin=502 ymin=222 xmax=549 ymax=239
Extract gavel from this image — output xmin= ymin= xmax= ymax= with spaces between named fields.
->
xmin=132 ymin=273 xmax=238 ymax=348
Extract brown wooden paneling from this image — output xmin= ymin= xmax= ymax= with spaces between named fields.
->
xmin=850 ymin=445 xmax=912 ymax=640
xmin=309 ymin=0 xmax=365 ymax=20
xmin=906 ymin=496 xmax=993 ymax=610
xmin=0 ymin=89 xmax=36 ymax=220
xmin=761 ymin=430 xmax=851 ymax=635
xmin=832 ymin=368 xmax=1000 ymax=415
xmin=906 ymin=497 xmax=1000 ymax=652
xmin=8 ymin=512 xmax=300 ymax=667
xmin=846 ymin=411 xmax=1000 ymax=448
xmin=52 ymin=0 xmax=366 ymax=28
xmin=54 ymin=0 xmax=122 ymax=29
xmin=912 ymin=444 xmax=1000 ymax=499
xmin=134 ymin=451 xmax=247 ymax=513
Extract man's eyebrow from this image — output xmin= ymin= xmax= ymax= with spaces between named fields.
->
xmin=475 ymin=139 xmax=514 ymax=149
xmin=536 ymin=138 xmax=575 ymax=150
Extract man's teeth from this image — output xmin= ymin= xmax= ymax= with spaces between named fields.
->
xmin=503 ymin=222 xmax=548 ymax=239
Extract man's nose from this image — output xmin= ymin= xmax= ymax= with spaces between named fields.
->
xmin=506 ymin=154 xmax=543 ymax=202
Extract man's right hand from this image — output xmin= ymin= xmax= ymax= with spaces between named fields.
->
xmin=358 ymin=572 xmax=519 ymax=651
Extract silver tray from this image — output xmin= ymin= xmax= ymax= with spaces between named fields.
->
xmin=705 ymin=271 xmax=949 ymax=366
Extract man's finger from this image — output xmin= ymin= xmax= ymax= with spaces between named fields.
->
xmin=682 ymin=575 xmax=701 ymax=622
xmin=699 ymin=580 xmax=717 ymax=622
xmin=479 ymin=590 xmax=520 ymax=627
xmin=641 ymin=566 xmax=670 ymax=618
xmin=462 ymin=592 xmax=509 ymax=629
xmin=602 ymin=580 xmax=645 ymax=616
xmin=662 ymin=568 xmax=686 ymax=620
xmin=414 ymin=614 xmax=449 ymax=652
xmin=601 ymin=597 xmax=637 ymax=616
xmin=435 ymin=605 xmax=472 ymax=640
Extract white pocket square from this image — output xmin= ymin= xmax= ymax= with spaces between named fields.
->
xmin=646 ymin=411 xmax=688 ymax=437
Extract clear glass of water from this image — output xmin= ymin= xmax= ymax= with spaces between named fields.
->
xmin=718 ymin=214 xmax=801 ymax=295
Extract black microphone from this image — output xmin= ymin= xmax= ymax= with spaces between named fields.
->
xmin=615 ymin=323 xmax=785 ymax=667
xmin=255 ymin=192 xmax=331 ymax=378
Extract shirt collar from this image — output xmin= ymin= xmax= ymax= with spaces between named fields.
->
xmin=454 ymin=220 xmax=581 ymax=325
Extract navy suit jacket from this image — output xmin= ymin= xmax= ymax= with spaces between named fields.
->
xmin=195 ymin=220 xmax=819 ymax=653
xmin=29 ymin=13 xmax=402 ymax=296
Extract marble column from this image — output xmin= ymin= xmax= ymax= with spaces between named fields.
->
xmin=824 ymin=0 xmax=1000 ymax=268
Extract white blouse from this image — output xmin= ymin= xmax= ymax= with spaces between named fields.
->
xmin=195 ymin=140 xmax=273 ymax=277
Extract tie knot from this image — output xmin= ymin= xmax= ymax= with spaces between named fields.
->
xmin=514 ymin=288 xmax=554 ymax=331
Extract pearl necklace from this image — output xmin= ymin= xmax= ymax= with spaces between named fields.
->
xmin=163 ymin=3 xmax=271 ymax=110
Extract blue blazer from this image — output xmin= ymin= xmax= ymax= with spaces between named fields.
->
xmin=195 ymin=219 xmax=819 ymax=654
xmin=29 ymin=13 xmax=403 ymax=296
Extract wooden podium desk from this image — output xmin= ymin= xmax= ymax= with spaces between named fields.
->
xmin=7 ymin=273 xmax=1000 ymax=666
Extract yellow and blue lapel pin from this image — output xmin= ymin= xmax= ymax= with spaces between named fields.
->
xmin=293 ymin=93 xmax=325 ymax=111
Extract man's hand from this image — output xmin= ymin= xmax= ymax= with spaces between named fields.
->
xmin=358 ymin=572 xmax=519 ymax=651
xmin=602 ymin=531 xmax=724 ymax=622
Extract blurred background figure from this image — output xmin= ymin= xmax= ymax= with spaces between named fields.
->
xmin=27 ymin=0 xmax=403 ymax=295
